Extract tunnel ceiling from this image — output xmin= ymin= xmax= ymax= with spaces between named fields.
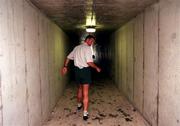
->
xmin=30 ymin=0 xmax=157 ymax=32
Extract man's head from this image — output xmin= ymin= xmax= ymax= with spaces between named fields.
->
xmin=84 ymin=35 xmax=96 ymax=46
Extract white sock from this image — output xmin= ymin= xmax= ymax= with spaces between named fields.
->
xmin=83 ymin=111 xmax=88 ymax=116
xmin=78 ymin=103 xmax=82 ymax=107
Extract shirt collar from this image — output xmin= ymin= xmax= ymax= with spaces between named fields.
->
xmin=83 ymin=42 xmax=89 ymax=46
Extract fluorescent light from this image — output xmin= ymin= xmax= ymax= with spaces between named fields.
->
xmin=86 ymin=27 xmax=96 ymax=33
xmin=86 ymin=14 xmax=96 ymax=26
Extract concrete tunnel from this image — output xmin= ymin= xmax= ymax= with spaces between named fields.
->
xmin=0 ymin=0 xmax=180 ymax=126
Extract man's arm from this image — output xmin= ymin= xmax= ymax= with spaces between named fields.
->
xmin=61 ymin=48 xmax=75 ymax=76
xmin=87 ymin=62 xmax=101 ymax=72
xmin=61 ymin=58 xmax=71 ymax=75
xmin=64 ymin=58 xmax=70 ymax=67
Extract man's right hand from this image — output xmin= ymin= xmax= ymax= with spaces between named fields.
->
xmin=61 ymin=67 xmax=68 ymax=76
xmin=96 ymin=67 xmax=101 ymax=73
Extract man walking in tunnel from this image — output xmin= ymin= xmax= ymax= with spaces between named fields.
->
xmin=61 ymin=35 xmax=101 ymax=120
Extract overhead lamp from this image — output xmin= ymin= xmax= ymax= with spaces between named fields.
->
xmin=86 ymin=26 xmax=96 ymax=33
xmin=85 ymin=0 xmax=96 ymax=33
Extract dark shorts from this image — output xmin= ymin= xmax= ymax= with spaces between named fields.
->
xmin=74 ymin=66 xmax=92 ymax=84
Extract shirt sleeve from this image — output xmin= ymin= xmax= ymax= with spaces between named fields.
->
xmin=67 ymin=48 xmax=75 ymax=60
xmin=85 ymin=47 xmax=93 ymax=63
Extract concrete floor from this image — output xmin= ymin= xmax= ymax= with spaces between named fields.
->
xmin=43 ymin=80 xmax=150 ymax=126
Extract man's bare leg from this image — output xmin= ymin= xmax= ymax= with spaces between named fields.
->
xmin=77 ymin=85 xmax=83 ymax=102
xmin=77 ymin=85 xmax=83 ymax=110
xmin=82 ymin=84 xmax=89 ymax=120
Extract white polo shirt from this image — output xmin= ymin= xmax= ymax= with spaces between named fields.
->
xmin=67 ymin=43 xmax=93 ymax=69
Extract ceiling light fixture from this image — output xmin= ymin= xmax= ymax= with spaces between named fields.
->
xmin=85 ymin=0 xmax=96 ymax=33
xmin=86 ymin=26 xmax=96 ymax=33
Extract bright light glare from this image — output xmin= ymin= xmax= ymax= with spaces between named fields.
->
xmin=86 ymin=27 xmax=96 ymax=33
xmin=86 ymin=15 xmax=96 ymax=26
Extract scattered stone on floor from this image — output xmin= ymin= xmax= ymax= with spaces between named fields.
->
xmin=43 ymin=80 xmax=150 ymax=126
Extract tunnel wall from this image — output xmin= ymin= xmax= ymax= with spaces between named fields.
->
xmin=159 ymin=0 xmax=180 ymax=126
xmin=113 ymin=4 xmax=159 ymax=126
xmin=111 ymin=0 xmax=180 ymax=126
xmin=0 ymin=0 xmax=68 ymax=126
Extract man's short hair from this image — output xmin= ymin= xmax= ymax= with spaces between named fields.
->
xmin=85 ymin=35 xmax=96 ymax=41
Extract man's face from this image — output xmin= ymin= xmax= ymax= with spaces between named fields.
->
xmin=86 ymin=38 xmax=95 ymax=46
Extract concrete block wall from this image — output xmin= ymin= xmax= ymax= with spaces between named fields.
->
xmin=0 ymin=0 xmax=68 ymax=126
xmin=111 ymin=0 xmax=180 ymax=126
